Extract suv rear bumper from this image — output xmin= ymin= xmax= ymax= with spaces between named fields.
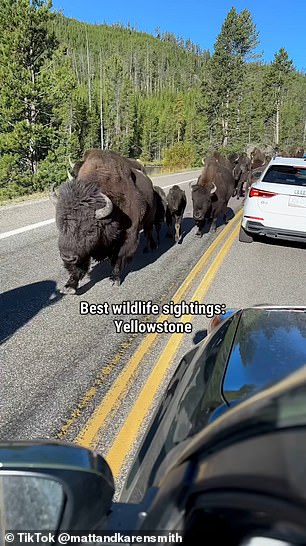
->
xmin=245 ymin=221 xmax=306 ymax=243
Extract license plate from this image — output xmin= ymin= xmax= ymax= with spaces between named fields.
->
xmin=288 ymin=196 xmax=306 ymax=208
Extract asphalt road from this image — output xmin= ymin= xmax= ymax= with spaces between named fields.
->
xmin=1 ymin=167 xmax=306 ymax=504
xmin=1 ymin=169 xmax=205 ymax=441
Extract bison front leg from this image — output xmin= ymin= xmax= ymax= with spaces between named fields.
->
xmin=237 ymin=173 xmax=247 ymax=200
xmin=210 ymin=210 xmax=219 ymax=232
xmin=222 ymin=201 xmax=229 ymax=225
xmin=165 ymin=208 xmax=174 ymax=239
xmin=143 ymin=225 xmax=157 ymax=253
xmin=110 ymin=229 xmax=140 ymax=286
xmin=61 ymin=259 xmax=90 ymax=295
xmin=195 ymin=219 xmax=205 ymax=238
xmin=174 ymin=220 xmax=181 ymax=242
xmin=167 ymin=224 xmax=175 ymax=240
xmin=155 ymin=222 xmax=161 ymax=248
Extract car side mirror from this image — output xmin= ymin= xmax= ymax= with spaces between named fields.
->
xmin=0 ymin=440 xmax=115 ymax=531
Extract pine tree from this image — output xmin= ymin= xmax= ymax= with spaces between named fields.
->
xmin=203 ymin=7 xmax=259 ymax=148
xmin=0 ymin=0 xmax=76 ymax=198
xmin=1 ymin=6 xmax=306 ymax=199
xmin=262 ymin=48 xmax=294 ymax=146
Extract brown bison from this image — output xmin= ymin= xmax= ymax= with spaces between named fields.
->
xmin=50 ymin=149 xmax=156 ymax=292
xmin=69 ymin=152 xmax=147 ymax=179
xmin=191 ymin=154 xmax=235 ymax=236
xmin=232 ymin=153 xmax=251 ymax=199
xmin=289 ymin=146 xmax=304 ymax=158
xmin=166 ymin=185 xmax=187 ymax=243
xmin=250 ymin=147 xmax=266 ymax=169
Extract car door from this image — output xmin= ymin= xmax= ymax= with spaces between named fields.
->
xmin=120 ymin=312 xmax=241 ymax=503
xmin=256 ymin=164 xmax=306 ymax=230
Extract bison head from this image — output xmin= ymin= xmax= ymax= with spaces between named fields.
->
xmin=295 ymin=147 xmax=304 ymax=158
xmin=191 ymin=181 xmax=217 ymax=223
xmin=50 ymin=180 xmax=115 ymax=275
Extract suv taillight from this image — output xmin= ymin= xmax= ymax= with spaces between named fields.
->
xmin=249 ymin=188 xmax=277 ymax=198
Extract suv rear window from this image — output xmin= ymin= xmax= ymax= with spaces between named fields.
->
xmin=262 ymin=165 xmax=306 ymax=186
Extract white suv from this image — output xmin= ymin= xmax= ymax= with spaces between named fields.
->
xmin=240 ymin=156 xmax=306 ymax=243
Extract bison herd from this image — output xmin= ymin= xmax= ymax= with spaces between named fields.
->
xmin=50 ymin=145 xmax=304 ymax=292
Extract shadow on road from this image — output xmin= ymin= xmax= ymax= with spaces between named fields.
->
xmin=195 ymin=206 xmax=235 ymax=236
xmin=252 ymin=235 xmax=306 ymax=251
xmin=0 ymin=281 xmax=62 ymax=344
xmin=77 ymin=217 xmax=196 ymax=295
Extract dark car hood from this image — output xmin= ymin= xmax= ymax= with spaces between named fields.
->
xmin=222 ymin=307 xmax=306 ymax=407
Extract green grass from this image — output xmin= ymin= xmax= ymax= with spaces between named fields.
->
xmin=0 ymin=190 xmax=49 ymax=207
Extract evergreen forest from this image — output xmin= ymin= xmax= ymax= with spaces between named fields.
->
xmin=0 ymin=0 xmax=305 ymax=200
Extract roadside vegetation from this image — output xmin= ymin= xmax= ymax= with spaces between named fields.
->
xmin=0 ymin=0 xmax=305 ymax=201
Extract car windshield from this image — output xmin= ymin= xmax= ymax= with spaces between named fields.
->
xmin=223 ymin=308 xmax=306 ymax=404
xmin=262 ymin=165 xmax=306 ymax=186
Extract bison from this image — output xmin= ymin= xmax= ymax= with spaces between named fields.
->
xmin=191 ymin=155 xmax=235 ymax=237
xmin=289 ymin=146 xmax=304 ymax=158
xmin=68 ymin=151 xmax=147 ymax=179
xmin=232 ymin=153 xmax=251 ymax=200
xmin=250 ymin=147 xmax=266 ymax=169
xmin=153 ymin=186 xmax=167 ymax=246
xmin=50 ymin=149 xmax=156 ymax=293
xmin=165 ymin=185 xmax=187 ymax=243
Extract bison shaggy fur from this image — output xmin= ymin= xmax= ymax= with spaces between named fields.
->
xmin=53 ymin=149 xmax=156 ymax=293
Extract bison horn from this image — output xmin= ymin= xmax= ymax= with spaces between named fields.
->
xmin=210 ymin=183 xmax=217 ymax=194
xmin=49 ymin=183 xmax=58 ymax=205
xmin=95 ymin=193 xmax=113 ymax=219
xmin=68 ymin=156 xmax=74 ymax=169
xmin=201 ymin=158 xmax=205 ymax=165
xmin=67 ymin=168 xmax=73 ymax=181
xmin=189 ymin=179 xmax=198 ymax=189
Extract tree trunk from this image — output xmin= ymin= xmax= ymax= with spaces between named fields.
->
xmin=99 ymin=50 xmax=104 ymax=150
xmin=146 ymin=45 xmax=150 ymax=95
xmin=275 ymin=87 xmax=281 ymax=145
xmin=73 ymin=51 xmax=80 ymax=85
xmin=26 ymin=48 xmax=38 ymax=174
xmin=223 ymin=91 xmax=229 ymax=147
xmin=86 ymin=31 xmax=92 ymax=111
xmin=115 ymin=83 xmax=121 ymax=136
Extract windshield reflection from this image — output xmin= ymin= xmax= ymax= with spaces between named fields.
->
xmin=224 ymin=309 xmax=306 ymax=402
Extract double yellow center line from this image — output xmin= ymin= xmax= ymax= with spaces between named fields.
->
xmin=76 ymin=210 xmax=242 ymax=478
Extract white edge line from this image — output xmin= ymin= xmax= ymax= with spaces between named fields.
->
xmin=0 ymin=218 xmax=55 ymax=240
xmin=161 ymin=178 xmax=197 ymax=190
xmin=152 ymin=169 xmax=200 ymax=180
xmin=0 ymin=177 xmax=198 ymax=240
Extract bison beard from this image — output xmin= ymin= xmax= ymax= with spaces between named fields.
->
xmin=56 ymin=180 xmax=126 ymax=293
